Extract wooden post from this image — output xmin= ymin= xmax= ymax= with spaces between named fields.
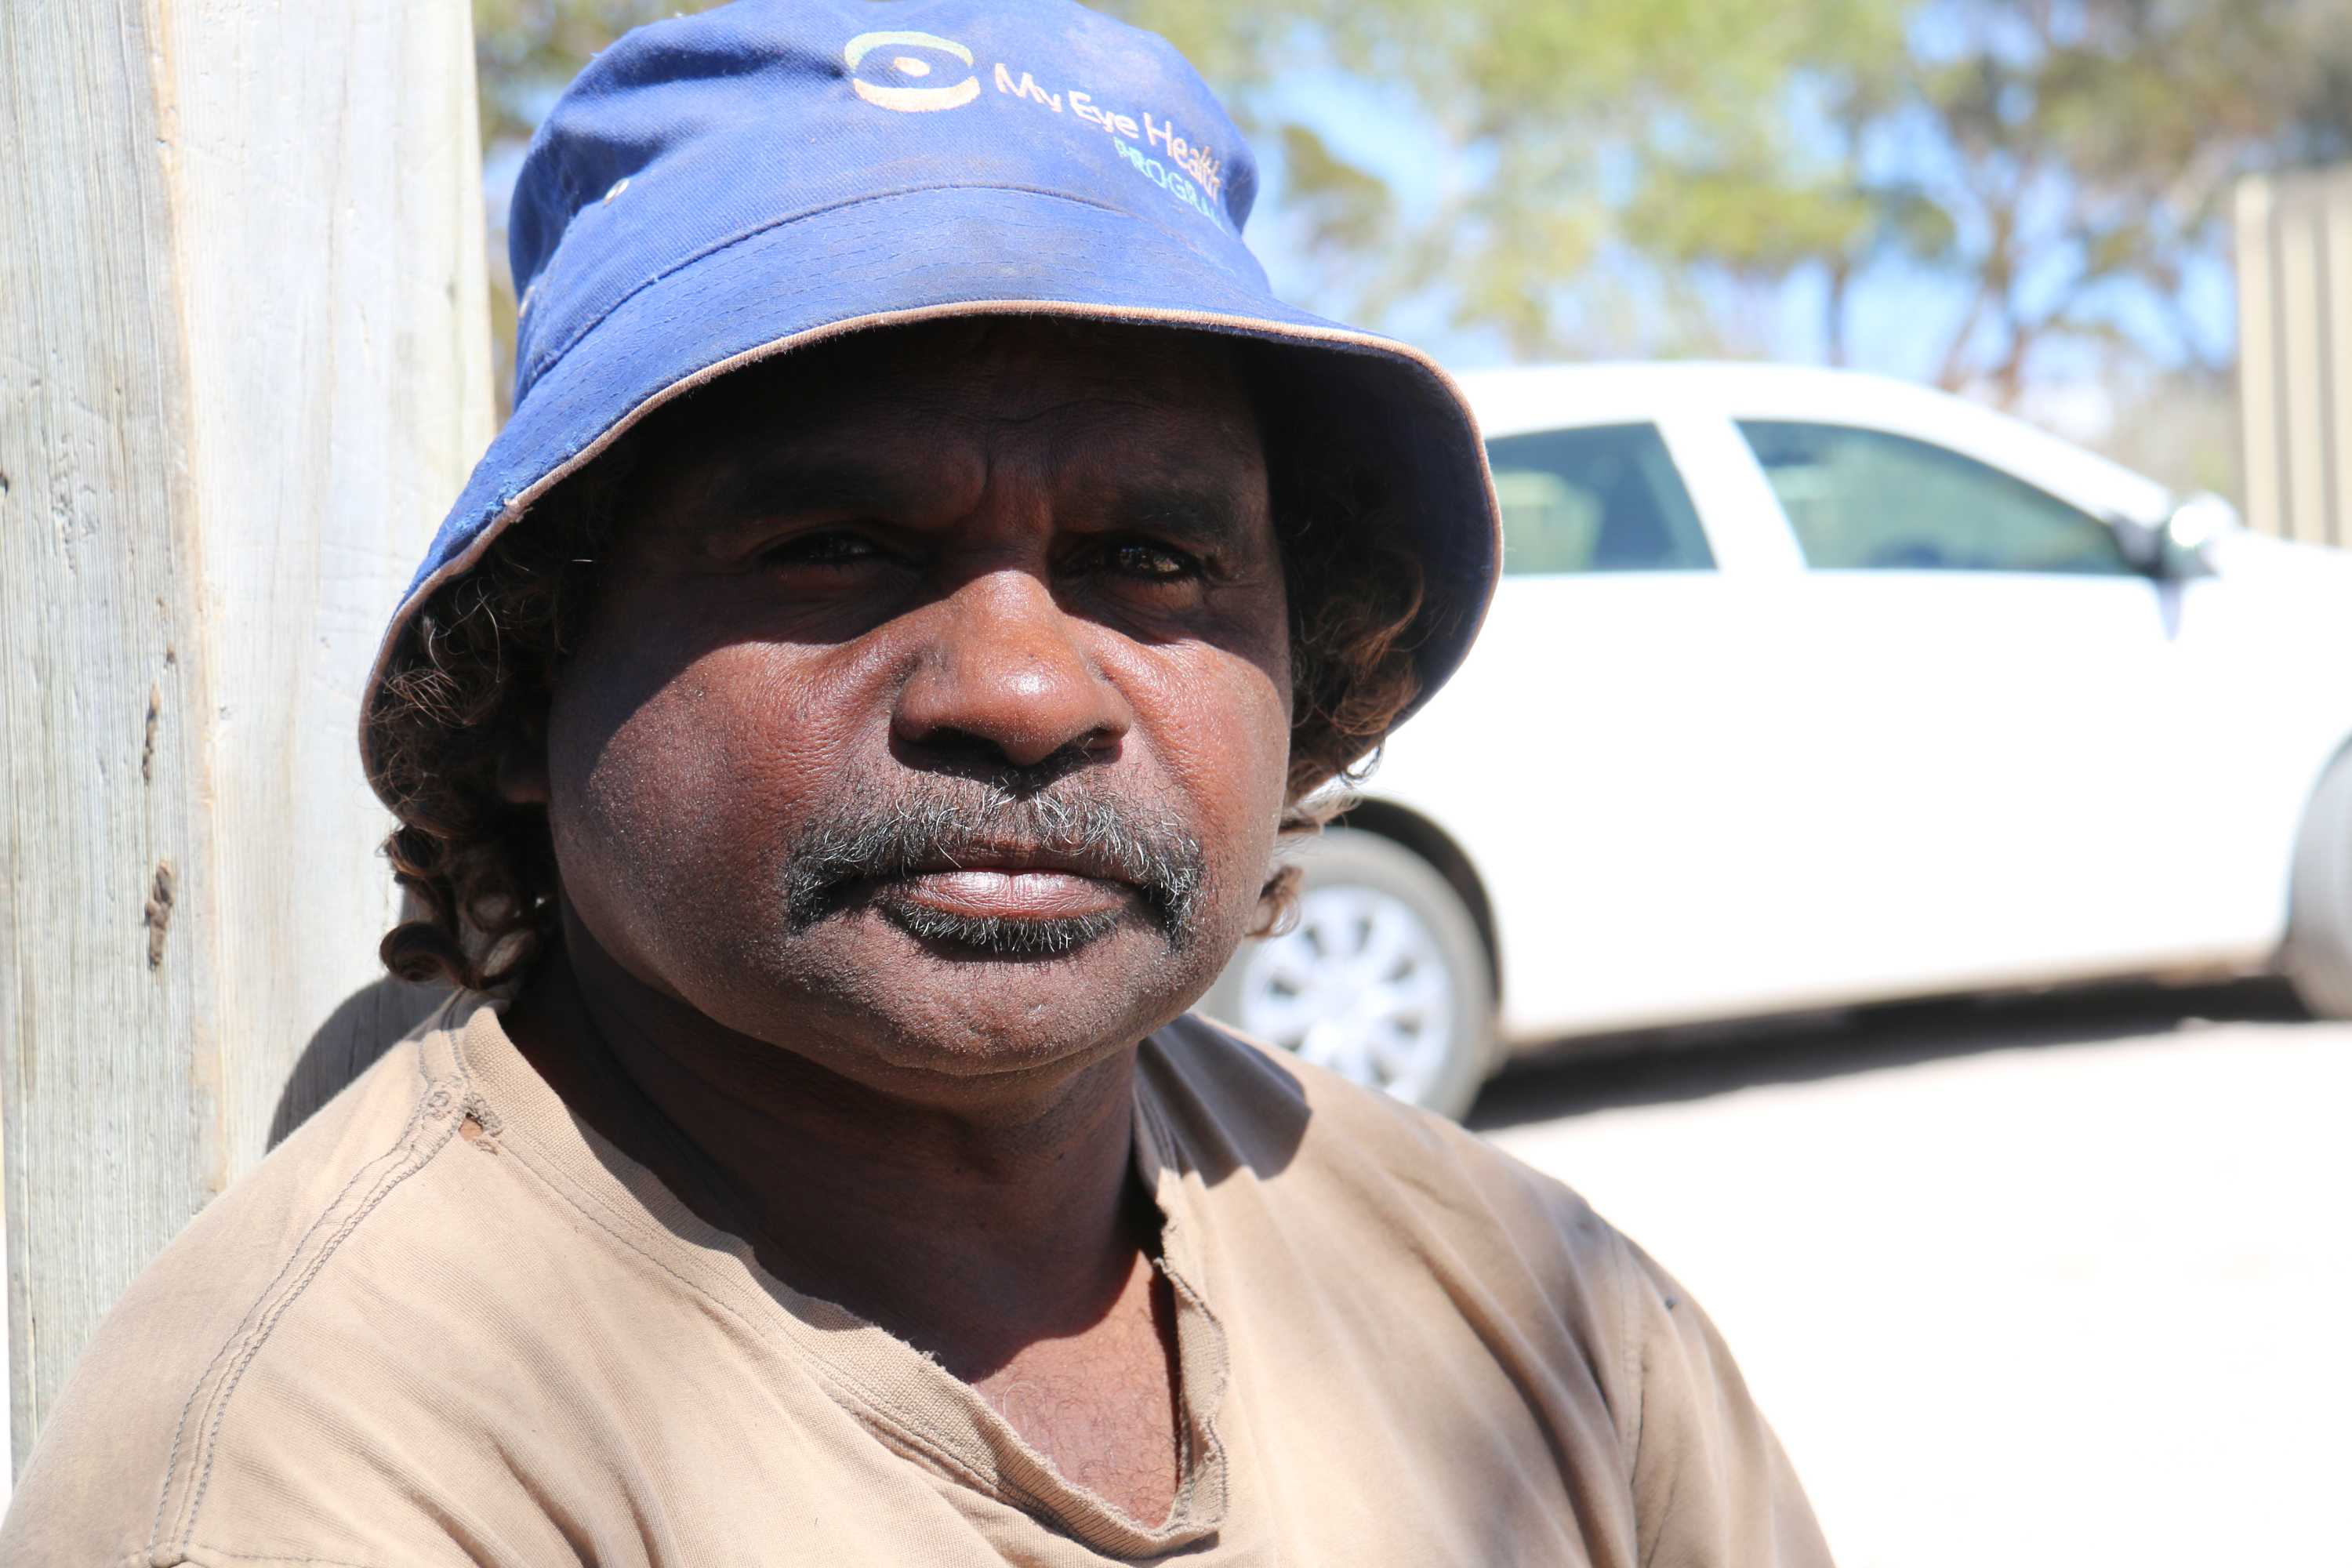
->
xmin=2236 ymin=165 xmax=2352 ymax=546
xmin=0 ymin=2 xmax=492 ymax=1472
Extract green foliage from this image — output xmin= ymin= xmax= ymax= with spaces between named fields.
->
xmin=474 ymin=0 xmax=727 ymax=148
xmin=1105 ymin=0 xmax=1912 ymax=357
xmin=472 ymin=0 xmax=2352 ymax=397
xmin=1873 ymin=0 xmax=2352 ymax=393
xmin=1107 ymin=0 xmax=2350 ymax=383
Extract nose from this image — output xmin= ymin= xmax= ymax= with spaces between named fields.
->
xmin=891 ymin=569 xmax=1133 ymax=772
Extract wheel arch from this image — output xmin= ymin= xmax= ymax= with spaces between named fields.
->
xmin=2284 ymin=728 xmax=2352 ymax=929
xmin=1329 ymin=797 xmax=1504 ymax=1004
xmin=2278 ymin=727 xmax=2352 ymax=1017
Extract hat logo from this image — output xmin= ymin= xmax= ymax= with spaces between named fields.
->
xmin=843 ymin=31 xmax=978 ymax=113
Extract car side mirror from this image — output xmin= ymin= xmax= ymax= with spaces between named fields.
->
xmin=2163 ymin=492 xmax=2242 ymax=562
xmin=2114 ymin=492 xmax=2239 ymax=579
xmin=2112 ymin=515 xmax=2165 ymax=573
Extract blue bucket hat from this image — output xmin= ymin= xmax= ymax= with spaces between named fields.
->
xmin=363 ymin=0 xmax=1499 ymax=794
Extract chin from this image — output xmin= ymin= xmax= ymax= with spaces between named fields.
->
xmin=735 ymin=906 xmax=1237 ymax=1087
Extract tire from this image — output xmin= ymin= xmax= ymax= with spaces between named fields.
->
xmin=1198 ymin=827 xmax=1498 ymax=1120
xmin=2283 ymin=747 xmax=2352 ymax=1018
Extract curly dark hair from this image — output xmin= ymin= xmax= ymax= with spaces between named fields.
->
xmin=366 ymin=325 xmax=1436 ymax=991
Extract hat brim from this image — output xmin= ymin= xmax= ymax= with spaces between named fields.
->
xmin=363 ymin=184 xmax=1499 ymax=797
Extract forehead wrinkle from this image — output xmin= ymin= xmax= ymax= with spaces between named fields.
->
xmin=626 ymin=328 xmax=1265 ymax=546
xmin=924 ymin=319 xmax=1255 ymax=434
xmin=945 ymin=365 xmax=1265 ymax=483
xmin=975 ymin=390 xmax=1188 ymax=433
xmin=866 ymin=389 xmax=1265 ymax=515
xmin=642 ymin=405 xmax=985 ymax=536
xmin=887 ymin=372 xmax=1240 ymax=444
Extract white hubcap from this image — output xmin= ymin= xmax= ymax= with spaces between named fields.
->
xmin=1235 ymin=884 xmax=1457 ymax=1103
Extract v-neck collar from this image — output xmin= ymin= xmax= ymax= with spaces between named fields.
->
xmin=443 ymin=999 xmax=1232 ymax=1558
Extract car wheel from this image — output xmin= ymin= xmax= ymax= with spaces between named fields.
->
xmin=2283 ymin=747 xmax=2352 ymax=1018
xmin=1198 ymin=827 xmax=1497 ymax=1120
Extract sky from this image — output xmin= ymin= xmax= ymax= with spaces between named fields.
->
xmin=1241 ymin=66 xmax=2242 ymax=402
xmin=479 ymin=42 xmax=2252 ymax=478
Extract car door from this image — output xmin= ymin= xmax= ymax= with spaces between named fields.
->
xmin=1726 ymin=416 xmax=2234 ymax=993
xmin=1358 ymin=416 xmax=1817 ymax=1039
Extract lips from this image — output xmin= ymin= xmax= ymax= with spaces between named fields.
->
xmin=779 ymin=790 xmax=1208 ymax=947
xmin=867 ymin=843 xmax=1139 ymax=923
xmin=887 ymin=867 xmax=1133 ymax=922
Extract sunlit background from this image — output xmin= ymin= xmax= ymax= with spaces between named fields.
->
xmin=465 ymin=5 xmax=2352 ymax=1563
xmin=476 ymin=0 xmax=2348 ymax=493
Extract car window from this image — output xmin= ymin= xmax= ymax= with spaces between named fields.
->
xmin=1738 ymin=419 xmax=2134 ymax=575
xmin=1484 ymin=423 xmax=1715 ymax=575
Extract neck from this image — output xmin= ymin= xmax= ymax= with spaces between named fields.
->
xmin=502 ymin=925 xmax=1155 ymax=1381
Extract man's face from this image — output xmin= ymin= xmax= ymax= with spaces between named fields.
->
xmin=538 ymin=321 xmax=1293 ymax=1091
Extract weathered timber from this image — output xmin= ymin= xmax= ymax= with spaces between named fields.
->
xmin=0 ymin=2 xmax=491 ymax=1472
xmin=2236 ymin=165 xmax=2352 ymax=546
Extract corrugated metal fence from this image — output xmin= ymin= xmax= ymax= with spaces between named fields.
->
xmin=2237 ymin=165 xmax=2352 ymax=546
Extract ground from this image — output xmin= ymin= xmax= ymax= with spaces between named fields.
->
xmin=1473 ymin=982 xmax=2352 ymax=1568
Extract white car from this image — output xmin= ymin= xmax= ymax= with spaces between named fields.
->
xmin=1202 ymin=361 xmax=2352 ymax=1118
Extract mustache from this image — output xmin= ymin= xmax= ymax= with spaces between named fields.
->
xmin=779 ymin=776 xmax=1210 ymax=947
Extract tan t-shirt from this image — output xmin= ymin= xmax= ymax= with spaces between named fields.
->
xmin=4 ymin=998 xmax=1829 ymax=1567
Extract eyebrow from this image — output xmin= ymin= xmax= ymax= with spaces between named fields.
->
xmin=692 ymin=456 xmax=924 ymax=526
xmin=677 ymin=453 xmax=1265 ymax=554
xmin=1087 ymin=477 xmax=1261 ymax=552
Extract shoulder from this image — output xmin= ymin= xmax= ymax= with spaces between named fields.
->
xmin=1146 ymin=1014 xmax=1832 ymax=1563
xmin=1145 ymin=1015 xmax=1647 ymax=1473
xmin=1144 ymin=1011 xmax=1627 ymax=1294
xmin=2 ymin=999 xmax=492 ymax=1568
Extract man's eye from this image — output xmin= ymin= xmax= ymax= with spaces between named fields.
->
xmin=1097 ymin=539 xmax=1202 ymax=582
xmin=760 ymin=530 xmax=885 ymax=569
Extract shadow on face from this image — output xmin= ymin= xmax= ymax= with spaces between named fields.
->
xmin=533 ymin=319 xmax=1297 ymax=1091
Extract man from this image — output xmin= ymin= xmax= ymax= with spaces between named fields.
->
xmin=4 ymin=3 xmax=1829 ymax=1563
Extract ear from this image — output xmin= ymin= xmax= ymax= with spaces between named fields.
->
xmin=1251 ymin=862 xmax=1302 ymax=939
xmin=496 ymin=727 xmax=552 ymax=805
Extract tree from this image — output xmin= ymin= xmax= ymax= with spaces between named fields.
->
xmin=1106 ymin=0 xmax=2352 ymax=391
xmin=1109 ymin=0 xmax=1911 ymax=359
xmin=474 ymin=0 xmax=695 ymax=149
xmin=471 ymin=0 xmax=2352 ymax=401
xmin=1633 ymin=0 xmax=2352 ymax=395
